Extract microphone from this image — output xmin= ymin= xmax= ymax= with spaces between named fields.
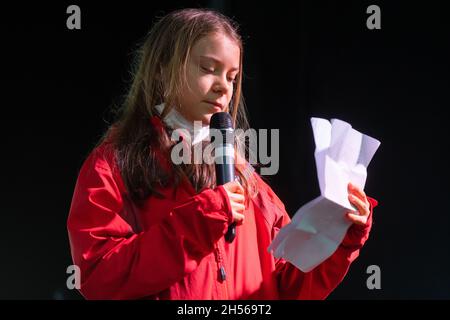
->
xmin=210 ymin=112 xmax=236 ymax=243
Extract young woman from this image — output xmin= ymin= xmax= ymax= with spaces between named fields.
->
xmin=67 ymin=8 xmax=377 ymax=300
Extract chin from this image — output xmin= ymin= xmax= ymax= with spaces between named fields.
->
xmin=203 ymin=114 xmax=213 ymax=125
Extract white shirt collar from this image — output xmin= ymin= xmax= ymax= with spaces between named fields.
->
xmin=155 ymin=103 xmax=210 ymax=145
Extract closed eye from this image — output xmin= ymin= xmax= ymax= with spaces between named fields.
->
xmin=201 ymin=66 xmax=215 ymax=73
xmin=228 ymin=73 xmax=238 ymax=83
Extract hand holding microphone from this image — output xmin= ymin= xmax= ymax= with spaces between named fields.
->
xmin=210 ymin=112 xmax=245 ymax=242
xmin=222 ymin=181 xmax=245 ymax=226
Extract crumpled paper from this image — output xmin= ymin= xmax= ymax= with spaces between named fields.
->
xmin=268 ymin=117 xmax=381 ymax=272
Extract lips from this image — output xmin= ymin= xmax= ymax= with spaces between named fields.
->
xmin=204 ymin=100 xmax=223 ymax=110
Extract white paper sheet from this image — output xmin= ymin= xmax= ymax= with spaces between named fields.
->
xmin=268 ymin=117 xmax=381 ymax=272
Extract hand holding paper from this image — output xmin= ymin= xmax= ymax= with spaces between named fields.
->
xmin=268 ymin=117 xmax=381 ymax=272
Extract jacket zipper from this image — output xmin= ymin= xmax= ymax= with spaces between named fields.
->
xmin=214 ymin=243 xmax=229 ymax=299
xmin=214 ymin=244 xmax=226 ymax=281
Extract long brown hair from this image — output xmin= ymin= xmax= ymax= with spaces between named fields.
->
xmin=103 ymin=8 xmax=256 ymax=202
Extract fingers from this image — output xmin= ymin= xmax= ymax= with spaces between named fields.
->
xmin=348 ymin=194 xmax=369 ymax=216
xmin=232 ymin=211 xmax=245 ymax=225
xmin=346 ymin=212 xmax=368 ymax=226
xmin=231 ymin=200 xmax=245 ymax=225
xmin=223 ymin=180 xmax=244 ymax=194
xmin=232 ymin=181 xmax=244 ymax=194
xmin=348 ymin=183 xmax=370 ymax=211
xmin=231 ymin=201 xmax=245 ymax=213
xmin=228 ymin=192 xmax=245 ymax=204
xmin=222 ymin=180 xmax=246 ymax=225
xmin=348 ymin=182 xmax=367 ymax=202
xmin=347 ymin=183 xmax=371 ymax=226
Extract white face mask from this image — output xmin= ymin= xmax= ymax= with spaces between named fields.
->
xmin=155 ymin=103 xmax=210 ymax=146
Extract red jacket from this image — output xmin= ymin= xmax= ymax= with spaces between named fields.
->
xmin=67 ymin=141 xmax=377 ymax=300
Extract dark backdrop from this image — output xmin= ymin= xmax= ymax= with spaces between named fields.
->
xmin=3 ymin=0 xmax=449 ymax=299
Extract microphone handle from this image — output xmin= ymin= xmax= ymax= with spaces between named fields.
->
xmin=215 ymin=156 xmax=237 ymax=243
xmin=225 ymin=222 xmax=237 ymax=243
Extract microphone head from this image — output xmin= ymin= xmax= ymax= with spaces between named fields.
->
xmin=210 ymin=112 xmax=233 ymax=130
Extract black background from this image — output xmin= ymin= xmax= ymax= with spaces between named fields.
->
xmin=2 ymin=0 xmax=449 ymax=299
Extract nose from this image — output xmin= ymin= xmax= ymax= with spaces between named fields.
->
xmin=212 ymin=75 xmax=231 ymax=95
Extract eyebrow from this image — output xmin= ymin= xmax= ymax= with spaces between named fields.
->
xmin=199 ymin=55 xmax=239 ymax=72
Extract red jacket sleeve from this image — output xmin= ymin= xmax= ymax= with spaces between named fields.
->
xmin=67 ymin=146 xmax=233 ymax=299
xmin=261 ymin=178 xmax=378 ymax=300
